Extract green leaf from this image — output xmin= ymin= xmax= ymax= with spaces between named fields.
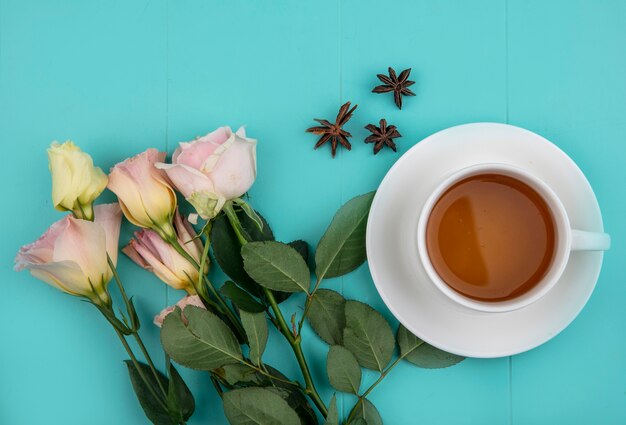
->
xmin=215 ymin=363 xmax=262 ymax=386
xmin=265 ymin=386 xmax=318 ymax=425
xmin=352 ymin=420 xmax=367 ymax=425
xmin=308 ymin=289 xmax=346 ymax=345
xmin=289 ymin=391 xmax=319 ymax=425
xmin=271 ymin=289 xmax=292 ymax=304
xmin=349 ymin=399 xmax=382 ymax=425
xmin=397 ymin=325 xmax=465 ymax=369
xmin=343 ymin=301 xmax=394 ymax=371
xmin=234 ymin=198 xmax=264 ymax=232
xmin=324 ymin=395 xmax=339 ymax=425
xmin=94 ymin=303 xmax=132 ymax=335
xmin=216 ymin=364 xmax=318 ymax=424
xmin=265 ymin=386 xmax=292 ymax=399
xmin=211 ymin=211 xmax=274 ymax=297
xmin=315 ymin=192 xmax=375 ymax=280
xmin=127 ymin=296 xmax=141 ymax=332
xmin=221 ymin=281 xmax=265 ymax=313
xmin=166 ymin=362 xmax=195 ymax=421
xmin=262 ymin=364 xmax=300 ymax=390
xmin=240 ymin=310 xmax=268 ymax=366
xmin=260 ymin=366 xmax=318 ymax=425
xmin=242 ymin=241 xmax=311 ymax=293
xmin=288 ymin=239 xmax=309 ymax=262
xmin=214 ymin=363 xmax=282 ymax=388
xmin=161 ymin=306 xmax=243 ymax=370
xmin=124 ymin=360 xmax=175 ymax=425
xmin=223 ymin=387 xmax=301 ymax=425
xmin=269 ymin=240 xmax=309 ymax=305
xmin=240 ymin=208 xmax=274 ymax=242
xmin=211 ymin=210 xmax=292 ymax=304
xmin=327 ymin=345 xmax=361 ymax=394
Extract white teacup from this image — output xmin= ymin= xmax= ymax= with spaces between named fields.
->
xmin=416 ymin=163 xmax=611 ymax=313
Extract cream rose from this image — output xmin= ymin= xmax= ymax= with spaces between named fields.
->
xmin=47 ymin=141 xmax=108 ymax=220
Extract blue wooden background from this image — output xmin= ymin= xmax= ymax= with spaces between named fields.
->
xmin=1 ymin=1 xmax=624 ymax=424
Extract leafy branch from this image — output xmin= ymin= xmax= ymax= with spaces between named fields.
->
xmin=96 ymin=259 xmax=195 ymax=425
xmin=158 ymin=193 xmax=465 ymax=425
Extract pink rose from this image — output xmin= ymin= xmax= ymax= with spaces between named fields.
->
xmin=122 ymin=209 xmax=204 ymax=292
xmin=108 ymin=149 xmax=177 ymax=239
xmin=14 ymin=204 xmax=122 ymax=306
xmin=156 ymin=126 xmax=257 ymax=219
xmin=153 ymin=295 xmax=206 ymax=327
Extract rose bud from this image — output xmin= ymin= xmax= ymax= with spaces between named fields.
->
xmin=156 ymin=126 xmax=257 ymax=220
xmin=47 ymin=141 xmax=108 ymax=221
xmin=122 ymin=210 xmax=205 ymax=293
xmin=153 ymin=295 xmax=206 ymax=327
xmin=108 ymin=148 xmax=177 ymax=240
xmin=14 ymin=203 xmax=122 ymax=306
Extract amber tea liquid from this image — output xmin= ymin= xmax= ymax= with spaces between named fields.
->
xmin=425 ymin=173 xmax=556 ymax=301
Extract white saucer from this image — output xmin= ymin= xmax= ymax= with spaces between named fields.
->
xmin=366 ymin=123 xmax=606 ymax=358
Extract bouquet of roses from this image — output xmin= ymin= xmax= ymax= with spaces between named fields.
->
xmin=15 ymin=126 xmax=463 ymax=425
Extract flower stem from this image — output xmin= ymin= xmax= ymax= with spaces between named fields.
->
xmin=223 ymin=202 xmax=249 ymax=245
xmin=107 ymin=254 xmax=134 ymax=325
xmin=242 ymin=357 xmax=303 ymax=388
xmin=107 ymin=255 xmax=168 ymax=399
xmin=133 ymin=332 xmax=168 ymax=399
xmin=345 ymin=347 xmax=417 ymax=424
xmin=264 ymin=289 xmax=328 ymax=417
xmin=168 ymin=237 xmax=246 ymax=341
xmin=297 ymin=277 xmax=323 ymax=335
xmin=223 ymin=203 xmax=328 ymax=417
xmin=111 ymin=326 xmax=168 ymax=412
xmin=197 ymin=225 xmax=212 ymax=297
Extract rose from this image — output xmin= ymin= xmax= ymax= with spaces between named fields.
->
xmin=122 ymin=210 xmax=204 ymax=292
xmin=14 ymin=203 xmax=122 ymax=306
xmin=108 ymin=148 xmax=177 ymax=240
xmin=153 ymin=295 xmax=206 ymax=327
xmin=156 ymin=126 xmax=257 ymax=220
xmin=48 ymin=141 xmax=108 ymax=220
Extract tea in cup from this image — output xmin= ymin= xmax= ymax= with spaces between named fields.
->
xmin=417 ymin=163 xmax=610 ymax=312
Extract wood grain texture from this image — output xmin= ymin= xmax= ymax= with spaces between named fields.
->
xmin=0 ymin=0 xmax=623 ymax=424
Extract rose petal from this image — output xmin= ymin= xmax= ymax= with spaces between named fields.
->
xmin=176 ymin=294 xmax=205 ymax=310
xmin=174 ymin=210 xmax=203 ymax=261
xmin=28 ymin=260 xmax=91 ymax=297
xmin=108 ymin=149 xmax=176 ymax=228
xmin=208 ymin=133 xmax=257 ymax=199
xmin=94 ymin=203 xmax=122 ymax=266
xmin=48 ymin=141 xmax=107 ymax=213
xmin=14 ymin=217 xmax=70 ymax=270
xmin=130 ymin=236 xmax=187 ymax=289
xmin=156 ymin=162 xmax=216 ymax=199
xmin=153 ymin=295 xmax=206 ymax=328
xmin=53 ymin=218 xmax=108 ymax=285
xmin=154 ymin=305 xmax=176 ymax=327
xmin=122 ymin=240 xmax=150 ymax=269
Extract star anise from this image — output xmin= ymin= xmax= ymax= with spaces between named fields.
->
xmin=372 ymin=67 xmax=416 ymax=109
xmin=364 ymin=119 xmax=402 ymax=154
xmin=306 ymin=101 xmax=358 ymax=158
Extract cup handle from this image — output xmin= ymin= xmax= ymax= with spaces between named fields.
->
xmin=571 ymin=229 xmax=611 ymax=251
